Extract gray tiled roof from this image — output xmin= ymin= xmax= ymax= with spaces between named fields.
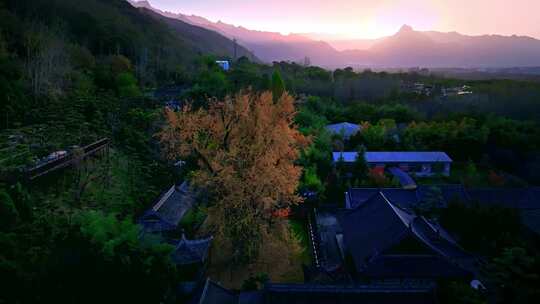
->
xmin=363 ymin=255 xmax=471 ymax=279
xmin=140 ymin=181 xmax=195 ymax=232
xmin=338 ymin=193 xmax=414 ymax=265
xmin=345 ymin=188 xmax=379 ymax=209
xmin=417 ymin=184 xmax=470 ymax=206
xmin=238 ymin=291 xmax=264 ymax=304
xmin=467 ymin=188 xmax=540 ymax=209
xmin=154 ymin=182 xmax=194 ymax=225
xmin=346 ymin=184 xmax=470 ymax=210
xmin=326 ymin=122 xmax=361 ymax=139
xmin=264 ymin=283 xmax=436 ymax=304
xmin=338 ymin=192 xmax=471 ymax=276
xmin=346 ymin=186 xmax=540 ymax=237
xmin=171 ymin=234 xmax=213 ymax=265
xmin=521 ymin=209 xmax=540 ymax=235
xmin=196 ymin=279 xmax=238 ymax=304
xmin=346 ymin=188 xmax=419 ymax=210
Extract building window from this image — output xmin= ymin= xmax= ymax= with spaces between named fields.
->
xmin=432 ymin=163 xmax=444 ymax=173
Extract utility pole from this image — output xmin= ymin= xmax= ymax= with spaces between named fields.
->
xmin=233 ymin=38 xmax=238 ymax=60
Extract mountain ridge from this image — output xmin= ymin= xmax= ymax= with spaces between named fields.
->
xmin=129 ymin=1 xmax=540 ymax=68
xmin=128 ymin=0 xmax=344 ymax=67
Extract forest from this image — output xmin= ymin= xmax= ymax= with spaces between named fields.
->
xmin=1 ymin=0 xmax=540 ymax=303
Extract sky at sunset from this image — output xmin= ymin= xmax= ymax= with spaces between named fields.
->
xmin=144 ymin=0 xmax=540 ymax=39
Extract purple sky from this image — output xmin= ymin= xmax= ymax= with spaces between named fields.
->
xmin=143 ymin=0 xmax=540 ymax=39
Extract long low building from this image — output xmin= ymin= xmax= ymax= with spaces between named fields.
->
xmin=185 ymin=278 xmax=437 ymax=304
xmin=333 ymin=151 xmax=452 ymax=177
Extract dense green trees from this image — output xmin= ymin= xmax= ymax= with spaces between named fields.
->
xmin=440 ymin=202 xmax=523 ymax=255
xmin=0 ymin=190 xmax=19 ymax=230
xmin=403 ymin=118 xmax=489 ymax=160
xmin=0 ymin=0 xmax=540 ymax=302
xmin=486 ymin=247 xmax=540 ymax=303
xmin=0 ymin=2 xmax=183 ymax=302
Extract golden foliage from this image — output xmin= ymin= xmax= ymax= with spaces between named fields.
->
xmin=207 ymin=219 xmax=306 ymax=288
xmin=159 ymin=91 xmax=309 ymax=261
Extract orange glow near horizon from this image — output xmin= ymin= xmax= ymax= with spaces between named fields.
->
xmin=147 ymin=0 xmax=540 ymax=40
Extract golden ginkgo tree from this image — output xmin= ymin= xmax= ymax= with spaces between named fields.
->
xmin=159 ymin=91 xmax=308 ymax=262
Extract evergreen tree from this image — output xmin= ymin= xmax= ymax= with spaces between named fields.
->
xmin=0 ymin=190 xmax=19 ymax=230
xmin=271 ymin=70 xmax=286 ymax=101
xmin=416 ymin=186 xmax=444 ymax=217
xmin=353 ymin=146 xmax=368 ymax=181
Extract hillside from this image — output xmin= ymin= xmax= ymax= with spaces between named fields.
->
xmin=128 ymin=0 xmax=344 ymax=67
xmin=3 ymin=0 xmax=254 ymax=80
xmin=141 ymin=8 xmax=256 ymax=61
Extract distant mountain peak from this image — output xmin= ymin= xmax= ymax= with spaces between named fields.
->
xmin=131 ymin=0 xmax=152 ymax=9
xmin=398 ymin=24 xmax=414 ymax=33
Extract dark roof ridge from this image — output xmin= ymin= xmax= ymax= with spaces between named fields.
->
xmin=264 ymin=282 xmax=435 ymax=292
xmin=380 ymin=191 xmax=415 ymax=227
xmin=372 ymin=253 xmax=443 ymax=257
xmin=365 ymin=228 xmax=413 ymax=265
xmin=344 ymin=190 xmax=381 ymax=213
xmin=198 ymin=278 xmax=211 ymax=304
xmin=152 ymin=185 xmax=176 ymax=211
xmin=416 ymin=217 xmax=458 ymax=247
xmin=410 ymin=217 xmax=471 ymax=261
xmin=198 ymin=278 xmax=237 ymax=304
xmin=177 ymin=233 xmax=214 ymax=249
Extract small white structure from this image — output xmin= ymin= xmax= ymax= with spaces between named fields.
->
xmin=470 ymin=280 xmax=486 ymax=290
xmin=47 ymin=151 xmax=67 ymax=161
xmin=215 ymin=60 xmax=230 ymax=71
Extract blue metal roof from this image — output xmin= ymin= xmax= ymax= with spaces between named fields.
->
xmin=333 ymin=151 xmax=452 ymax=163
xmin=333 ymin=152 xmax=359 ymax=163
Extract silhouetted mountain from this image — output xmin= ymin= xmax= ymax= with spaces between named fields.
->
xmin=139 ymin=9 xmax=256 ymax=61
xmin=348 ymin=25 xmax=540 ymax=68
xmin=131 ymin=1 xmax=540 ymax=68
xmin=302 ymin=36 xmax=382 ymax=51
xmin=129 ymin=0 xmax=344 ymax=67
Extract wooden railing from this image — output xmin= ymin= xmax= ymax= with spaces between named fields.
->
xmin=27 ymin=138 xmax=109 ymax=180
